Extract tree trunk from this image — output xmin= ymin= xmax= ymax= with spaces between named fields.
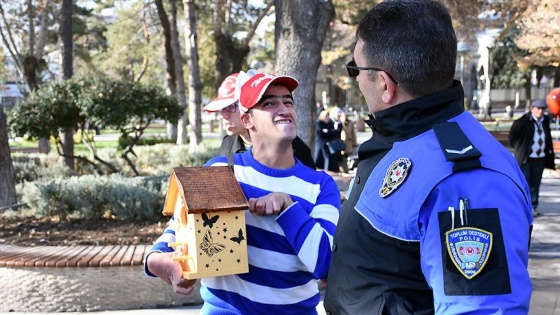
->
xmin=0 ymin=106 xmax=17 ymax=209
xmin=183 ymin=0 xmax=203 ymax=147
xmin=274 ymin=0 xmax=335 ymax=147
xmin=170 ymin=0 xmax=188 ymax=145
xmin=24 ymin=1 xmax=50 ymax=154
xmin=154 ymin=0 xmax=179 ymax=141
xmin=213 ymin=0 xmax=271 ymax=89
xmin=59 ymin=0 xmax=75 ymax=170
xmin=213 ymin=1 xmax=233 ymax=88
xmin=25 ymin=0 xmax=47 ymax=155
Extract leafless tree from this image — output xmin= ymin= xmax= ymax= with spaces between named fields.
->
xmin=183 ymin=0 xmax=203 ymax=146
xmin=59 ymin=0 xmax=74 ymax=169
xmin=0 ymin=105 xmax=16 ymax=209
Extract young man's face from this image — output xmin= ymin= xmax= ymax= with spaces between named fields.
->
xmin=242 ymin=85 xmax=297 ymax=143
xmin=220 ymin=102 xmax=246 ymax=136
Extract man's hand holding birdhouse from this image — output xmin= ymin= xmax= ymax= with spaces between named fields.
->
xmin=146 ymin=252 xmax=196 ymax=296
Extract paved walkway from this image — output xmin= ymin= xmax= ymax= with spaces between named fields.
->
xmin=527 ymin=169 xmax=560 ymax=315
xmin=3 ymin=129 xmax=559 ymax=315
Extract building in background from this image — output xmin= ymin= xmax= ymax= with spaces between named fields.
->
xmin=0 ymin=82 xmax=25 ymax=108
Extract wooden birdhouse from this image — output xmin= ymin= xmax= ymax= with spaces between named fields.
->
xmin=162 ymin=166 xmax=249 ymax=279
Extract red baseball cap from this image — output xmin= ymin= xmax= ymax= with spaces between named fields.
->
xmin=238 ymin=73 xmax=299 ymax=112
xmin=204 ymin=73 xmax=240 ymax=112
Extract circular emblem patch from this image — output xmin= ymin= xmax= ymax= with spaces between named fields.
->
xmin=379 ymin=157 xmax=412 ymax=198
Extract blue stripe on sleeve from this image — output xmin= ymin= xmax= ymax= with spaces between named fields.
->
xmin=237 ymin=265 xmax=311 ymax=288
xmin=246 ymin=225 xmax=294 ymax=254
xmin=202 ymin=286 xmax=320 ymax=315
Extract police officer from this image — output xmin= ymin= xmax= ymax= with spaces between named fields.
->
xmin=323 ymin=1 xmax=533 ymax=314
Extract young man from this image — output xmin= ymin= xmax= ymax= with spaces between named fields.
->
xmin=146 ymin=72 xmax=340 ymax=314
xmin=204 ymin=72 xmax=316 ymax=169
xmin=324 ymin=1 xmax=532 ymax=314
xmin=508 ymin=99 xmax=556 ymax=217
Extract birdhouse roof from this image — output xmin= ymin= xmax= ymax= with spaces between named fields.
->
xmin=163 ymin=166 xmax=249 ymax=215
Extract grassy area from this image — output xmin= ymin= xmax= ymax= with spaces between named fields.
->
xmin=10 ymin=134 xmax=222 ymax=154
xmin=74 ymin=140 xmax=119 ymax=154
xmin=9 ymin=138 xmax=120 ymax=153
xmin=8 ymin=138 xmax=37 ymax=148
xmin=9 ymin=120 xmax=219 ymax=150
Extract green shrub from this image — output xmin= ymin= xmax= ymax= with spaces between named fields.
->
xmin=22 ymin=174 xmax=169 ymax=221
xmin=12 ymin=141 xmax=221 ymax=221
xmin=12 ymin=153 xmax=76 ymax=185
xmin=117 ymin=135 xmax=176 ymax=149
xmin=131 ymin=143 xmax=220 ymax=175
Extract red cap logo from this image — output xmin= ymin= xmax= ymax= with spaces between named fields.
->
xmin=238 ymin=73 xmax=298 ymax=112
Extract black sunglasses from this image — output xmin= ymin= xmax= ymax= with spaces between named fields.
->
xmin=346 ymin=60 xmax=400 ymax=86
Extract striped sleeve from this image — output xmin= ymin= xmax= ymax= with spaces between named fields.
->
xmin=143 ymin=216 xmax=176 ymax=277
xmin=276 ymin=176 xmax=340 ymax=279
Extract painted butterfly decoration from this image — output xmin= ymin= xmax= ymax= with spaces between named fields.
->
xmin=230 ymin=229 xmax=245 ymax=244
xmin=200 ymin=229 xmax=226 ymax=257
xmin=202 ymin=213 xmax=220 ymax=228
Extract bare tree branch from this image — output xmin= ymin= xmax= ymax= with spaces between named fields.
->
xmin=134 ymin=5 xmax=150 ymax=84
xmin=0 ymin=4 xmax=23 ymax=74
xmin=242 ymin=1 xmax=273 ymax=47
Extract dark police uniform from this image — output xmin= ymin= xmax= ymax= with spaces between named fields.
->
xmin=324 ymin=81 xmax=532 ymax=314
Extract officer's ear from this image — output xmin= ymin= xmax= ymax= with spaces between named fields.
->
xmin=380 ymin=72 xmax=397 ymax=104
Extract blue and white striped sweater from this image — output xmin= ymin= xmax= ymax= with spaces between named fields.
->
xmin=147 ymin=150 xmax=340 ymax=314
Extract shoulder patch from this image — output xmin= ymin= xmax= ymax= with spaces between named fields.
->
xmin=446 ymin=227 xmax=493 ymax=279
xmin=379 ymin=157 xmax=412 ymax=198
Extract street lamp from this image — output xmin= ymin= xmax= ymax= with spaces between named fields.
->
xmin=476 ymin=29 xmax=500 ymax=118
xmin=457 ymin=41 xmax=470 ymax=86
xmin=457 ymin=41 xmax=471 ymax=109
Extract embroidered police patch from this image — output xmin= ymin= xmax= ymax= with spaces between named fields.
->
xmin=446 ymin=227 xmax=493 ymax=279
xmin=379 ymin=157 xmax=411 ymax=198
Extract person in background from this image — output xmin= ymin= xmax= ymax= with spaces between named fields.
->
xmin=353 ymin=108 xmax=366 ymax=132
xmin=329 ymin=107 xmax=344 ymax=173
xmin=508 ymin=99 xmax=556 ymax=217
xmin=314 ymin=109 xmax=338 ymax=173
xmin=145 ymin=72 xmax=340 ymax=314
xmin=338 ymin=110 xmax=357 ymax=173
xmin=324 ymin=1 xmax=532 ymax=314
xmin=316 ymin=101 xmax=325 ymax=118
xmin=203 ymin=72 xmax=316 ymax=169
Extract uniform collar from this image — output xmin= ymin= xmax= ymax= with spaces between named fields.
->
xmin=365 ymin=80 xmax=465 ymax=139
